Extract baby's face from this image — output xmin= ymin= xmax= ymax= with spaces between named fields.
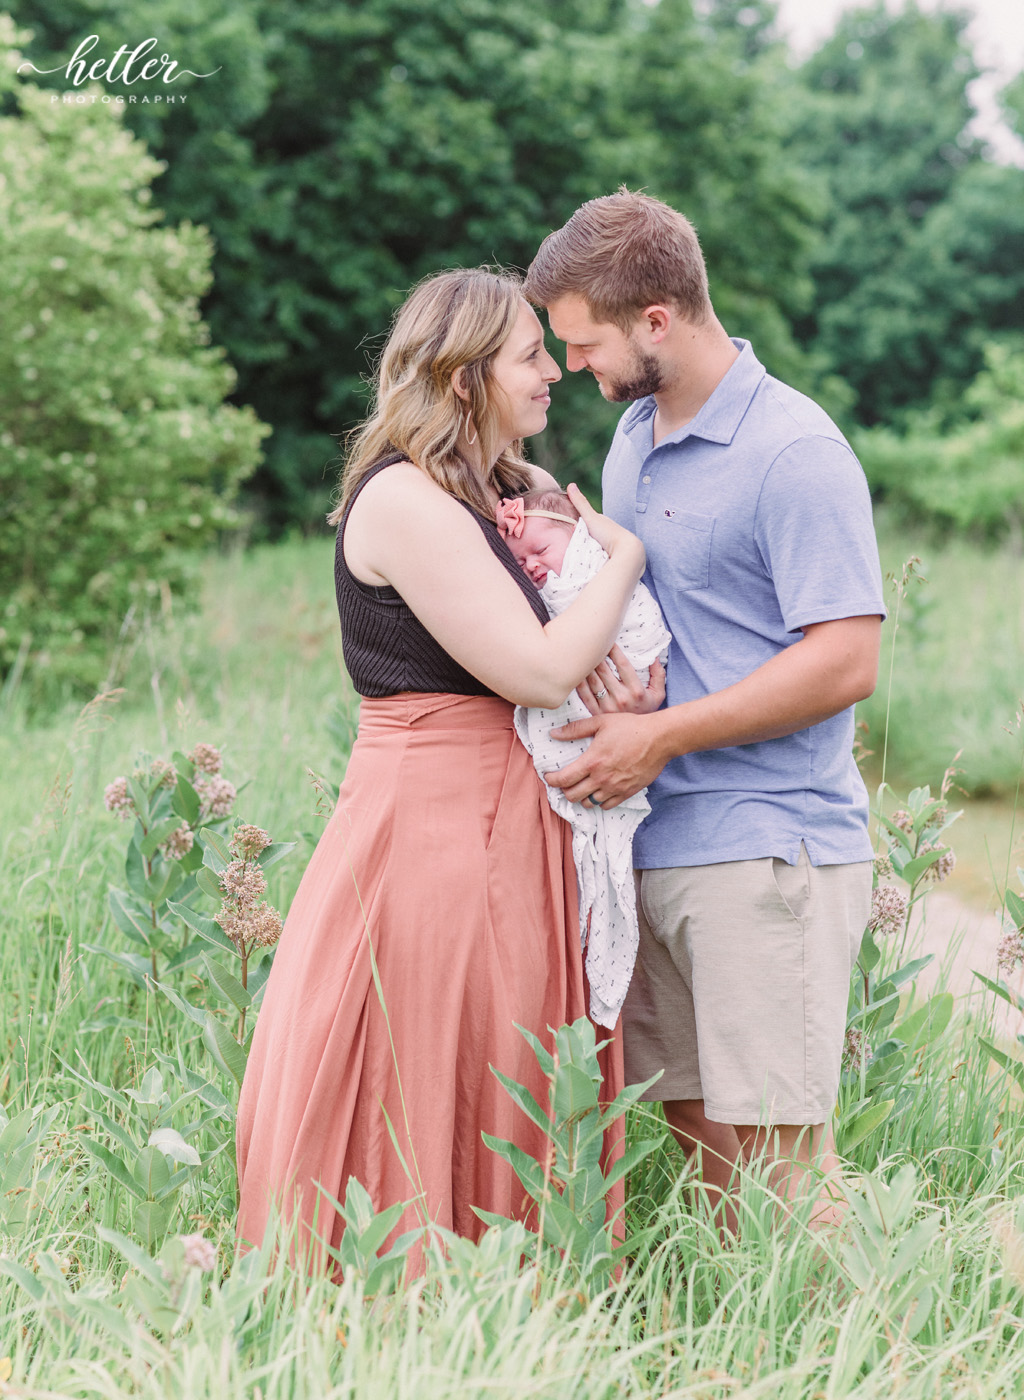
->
xmin=508 ymin=517 xmax=573 ymax=589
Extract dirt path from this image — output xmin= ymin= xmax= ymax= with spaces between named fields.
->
xmin=901 ymin=889 xmax=1024 ymax=1041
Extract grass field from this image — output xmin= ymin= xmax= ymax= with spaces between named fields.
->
xmin=2 ymin=529 xmax=1024 ymax=1398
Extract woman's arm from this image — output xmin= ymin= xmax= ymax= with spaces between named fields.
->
xmin=344 ymin=465 xmax=645 ymax=708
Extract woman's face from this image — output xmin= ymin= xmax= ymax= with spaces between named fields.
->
xmin=488 ymin=302 xmax=562 ymax=443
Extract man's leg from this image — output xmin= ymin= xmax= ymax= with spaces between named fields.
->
xmin=663 ymin=1099 xmax=742 ymax=1187
xmin=663 ymin=1098 xmax=742 ymax=1232
xmin=624 ymin=851 xmax=870 ymax=1229
xmin=734 ymin=1121 xmax=846 ymax=1227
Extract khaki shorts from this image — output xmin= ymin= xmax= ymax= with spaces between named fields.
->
xmin=622 ymin=844 xmax=871 ymax=1126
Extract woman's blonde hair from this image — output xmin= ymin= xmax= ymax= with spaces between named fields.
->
xmin=328 ymin=267 xmax=534 ymax=526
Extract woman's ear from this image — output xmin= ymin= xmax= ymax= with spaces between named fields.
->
xmin=451 ymin=366 xmax=471 ymax=402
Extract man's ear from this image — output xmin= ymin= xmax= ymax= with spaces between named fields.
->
xmin=639 ymin=305 xmax=672 ymax=344
xmin=451 ymin=366 xmax=471 ymax=402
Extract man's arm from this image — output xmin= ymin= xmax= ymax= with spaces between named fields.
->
xmin=544 ymin=614 xmax=881 ymax=808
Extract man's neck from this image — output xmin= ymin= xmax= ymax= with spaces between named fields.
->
xmin=651 ymin=321 xmax=740 ymax=447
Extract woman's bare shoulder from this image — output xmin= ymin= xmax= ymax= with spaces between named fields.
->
xmin=356 ymin=460 xmax=461 ymax=512
xmin=352 ymin=460 xmax=479 ymax=539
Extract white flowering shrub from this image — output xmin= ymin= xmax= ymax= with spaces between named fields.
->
xmin=0 ymin=17 xmax=269 ymax=693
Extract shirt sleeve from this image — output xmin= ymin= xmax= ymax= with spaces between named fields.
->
xmin=753 ymin=436 xmax=887 ymax=634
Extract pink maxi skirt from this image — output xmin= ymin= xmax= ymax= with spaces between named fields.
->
xmin=236 ymin=692 xmax=624 ymax=1269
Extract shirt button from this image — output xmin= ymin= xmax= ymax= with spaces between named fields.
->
xmin=642 ymin=475 xmax=651 ymax=484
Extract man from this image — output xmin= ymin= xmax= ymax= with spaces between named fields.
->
xmin=523 ymin=191 xmax=885 ymax=1226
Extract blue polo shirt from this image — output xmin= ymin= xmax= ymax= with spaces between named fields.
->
xmin=601 ymin=340 xmax=886 ymax=870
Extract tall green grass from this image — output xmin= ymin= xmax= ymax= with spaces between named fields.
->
xmin=2 ymin=532 xmax=1024 ymax=1398
xmin=864 ymin=513 xmax=1024 ymax=796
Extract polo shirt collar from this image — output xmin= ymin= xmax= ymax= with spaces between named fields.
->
xmin=621 ymin=339 xmax=765 ymax=449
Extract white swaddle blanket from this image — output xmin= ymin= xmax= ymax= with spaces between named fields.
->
xmin=513 ymin=520 xmax=671 ymax=1027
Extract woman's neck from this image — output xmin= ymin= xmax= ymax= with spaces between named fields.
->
xmin=459 ymin=441 xmax=504 ymax=507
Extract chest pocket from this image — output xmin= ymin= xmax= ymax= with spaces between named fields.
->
xmin=652 ymin=508 xmax=715 ymax=592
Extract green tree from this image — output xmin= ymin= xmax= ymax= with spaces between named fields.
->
xmin=856 ymin=342 xmax=1024 ymax=543
xmin=789 ymin=2 xmax=1024 ymax=425
xmin=9 ymin=0 xmax=821 ymax=520
xmin=700 ymin=0 xmax=781 ymax=59
xmin=601 ymin=0 xmax=819 ymax=392
xmin=0 ymin=17 xmax=268 ymax=694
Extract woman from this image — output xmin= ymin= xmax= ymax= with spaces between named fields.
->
xmin=236 ymin=267 xmax=646 ymax=1271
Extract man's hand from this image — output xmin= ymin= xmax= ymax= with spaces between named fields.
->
xmin=576 ymin=644 xmax=666 ymax=716
xmin=548 ymin=615 xmax=882 ymax=809
xmin=544 ymin=711 xmax=669 ymax=808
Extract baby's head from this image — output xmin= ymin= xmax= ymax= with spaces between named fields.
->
xmin=495 ymin=490 xmax=580 ymax=588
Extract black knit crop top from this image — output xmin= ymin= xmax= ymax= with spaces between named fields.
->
xmin=334 ymin=455 xmax=550 ymax=698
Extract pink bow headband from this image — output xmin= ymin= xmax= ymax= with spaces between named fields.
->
xmin=494 ymin=497 xmax=577 ymax=540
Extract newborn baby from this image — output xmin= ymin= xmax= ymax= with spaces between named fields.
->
xmin=496 ymin=490 xmax=671 ymax=1027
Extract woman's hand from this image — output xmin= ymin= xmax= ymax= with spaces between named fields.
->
xmin=566 ymin=483 xmax=645 ymax=567
xmin=576 ymin=646 xmax=666 ymax=716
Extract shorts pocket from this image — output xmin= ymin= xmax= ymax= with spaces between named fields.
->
xmin=769 ymin=853 xmax=811 ymax=922
xmin=653 ymin=509 xmax=714 ymax=592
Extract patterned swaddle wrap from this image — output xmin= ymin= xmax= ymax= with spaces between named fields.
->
xmin=513 ymin=519 xmax=671 ymax=1026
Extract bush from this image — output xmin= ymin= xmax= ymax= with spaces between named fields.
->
xmin=0 ymin=16 xmax=269 ymax=695
xmin=856 ymin=342 xmax=1024 ymax=545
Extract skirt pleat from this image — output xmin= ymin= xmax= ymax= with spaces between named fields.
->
xmin=236 ymin=692 xmax=624 ymax=1270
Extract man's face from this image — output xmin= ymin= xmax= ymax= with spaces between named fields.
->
xmin=546 ymin=294 xmax=664 ymax=402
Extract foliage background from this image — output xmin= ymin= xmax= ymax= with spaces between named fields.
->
xmin=16 ymin=0 xmax=1024 ymax=530
xmin=0 ymin=17 xmax=268 ymax=693
xmin=2 ymin=0 xmax=1024 ymax=730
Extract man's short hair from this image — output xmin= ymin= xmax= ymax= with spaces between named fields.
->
xmin=523 ymin=189 xmax=711 ymax=332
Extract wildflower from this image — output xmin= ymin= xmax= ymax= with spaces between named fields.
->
xmin=159 ymin=823 xmax=194 ymax=862
xmin=189 ymin=742 xmax=223 ymax=775
xmin=180 ymin=1234 xmax=217 ymax=1272
xmin=103 ymin=777 xmax=134 ymax=819
xmin=216 ymin=906 xmax=241 ymax=944
xmin=842 ymin=1026 xmax=871 ymax=1075
xmin=919 ymin=843 xmax=956 ymax=883
xmin=195 ymin=773 xmax=236 ymax=819
xmin=996 ymin=926 xmax=1024 ymax=977
xmin=868 ymin=883 xmax=909 ymax=939
xmin=216 ymin=900 xmax=283 ymax=951
xmin=218 ymin=858 xmax=267 ymax=906
xmin=230 ymin=824 xmax=272 ymax=860
xmin=873 ymin=853 xmax=894 ymax=882
xmin=150 ymin=758 xmax=177 ymax=790
xmin=250 ymin=903 xmax=284 ymax=948
xmin=891 ymin=809 xmax=914 ymax=834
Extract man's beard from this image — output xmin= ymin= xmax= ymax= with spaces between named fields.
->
xmin=601 ymin=342 xmax=664 ymax=403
